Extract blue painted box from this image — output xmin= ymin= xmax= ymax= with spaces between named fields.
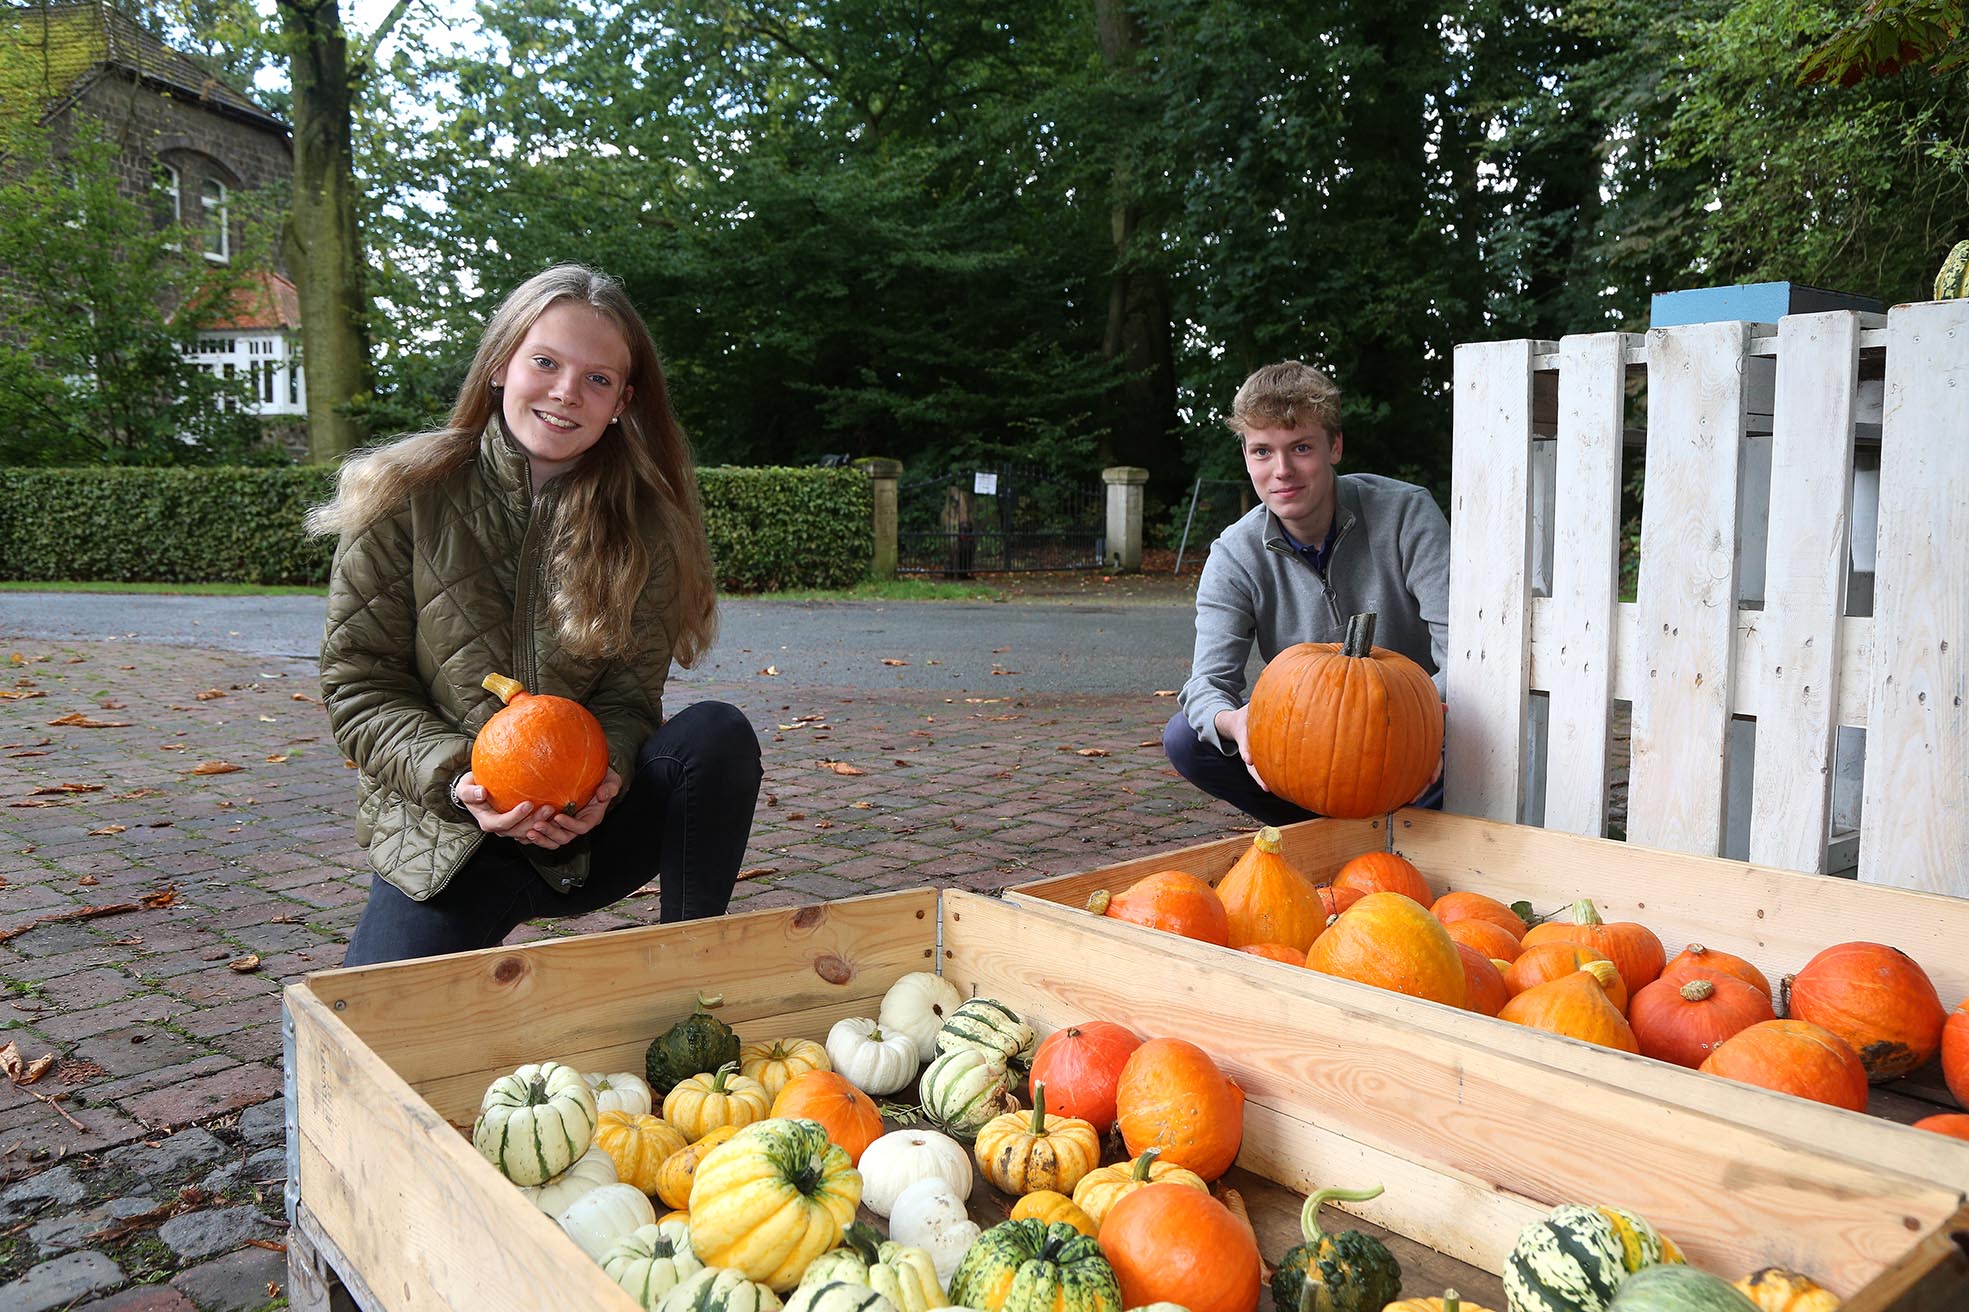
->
xmin=1649 ymin=281 xmax=1884 ymax=327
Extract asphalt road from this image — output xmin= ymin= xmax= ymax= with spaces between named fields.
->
xmin=0 ymin=591 xmax=1206 ymax=695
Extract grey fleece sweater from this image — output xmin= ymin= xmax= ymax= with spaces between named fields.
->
xmin=1181 ymin=472 xmax=1450 ymax=752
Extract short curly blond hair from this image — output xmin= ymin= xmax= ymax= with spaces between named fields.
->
xmin=1227 ymin=361 xmax=1343 ymax=439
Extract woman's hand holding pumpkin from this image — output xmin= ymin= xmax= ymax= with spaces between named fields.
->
xmin=454 ymin=768 xmax=621 ymax=849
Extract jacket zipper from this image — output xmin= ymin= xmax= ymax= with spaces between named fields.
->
xmin=513 ymin=483 xmax=555 ymax=694
xmin=1268 ymin=512 xmax=1357 ymax=628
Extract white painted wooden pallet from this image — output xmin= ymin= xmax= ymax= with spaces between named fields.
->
xmin=1445 ymin=301 xmax=1968 ymax=896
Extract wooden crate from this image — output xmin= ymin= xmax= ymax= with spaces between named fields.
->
xmin=285 ymin=886 xmax=1968 ymax=1312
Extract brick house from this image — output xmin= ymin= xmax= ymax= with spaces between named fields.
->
xmin=0 ymin=0 xmax=303 ymax=419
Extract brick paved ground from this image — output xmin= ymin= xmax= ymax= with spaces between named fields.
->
xmin=0 ymin=611 xmax=1241 ymax=1309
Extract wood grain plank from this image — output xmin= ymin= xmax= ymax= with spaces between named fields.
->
xmin=940 ymin=891 xmax=1964 ymax=1298
xmin=1629 ymin=321 xmax=1752 ymax=856
xmin=1840 ymin=1204 xmax=1969 ymax=1312
xmin=1861 ymin=300 xmax=1969 ymax=895
xmin=1746 ymin=312 xmax=1862 ymax=873
xmin=1447 ymin=340 xmax=1538 ymax=822
xmin=1543 ymin=333 xmax=1632 ymax=837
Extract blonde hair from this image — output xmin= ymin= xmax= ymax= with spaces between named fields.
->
xmin=309 ymin=265 xmax=717 ymax=665
xmin=1227 ymin=360 xmax=1343 ymax=439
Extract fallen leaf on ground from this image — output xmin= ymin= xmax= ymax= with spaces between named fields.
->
xmin=119 ymin=788 xmax=161 ymax=799
xmin=77 ymin=876 xmax=99 ymax=886
xmin=141 ymin=887 xmax=177 ymax=908
xmin=159 ymin=743 xmax=187 ymax=752
xmin=880 ymin=658 xmax=908 ymax=666
xmin=0 ymin=690 xmax=46 ymax=700
xmin=98 ymin=700 xmax=125 ymax=710
xmin=195 ymin=689 xmax=227 ymax=701
xmin=0 ymin=1041 xmax=55 ymax=1084
xmin=269 ymin=913 xmax=297 ymax=924
xmin=823 ymin=762 xmax=866 ymax=775
xmin=228 ymin=955 xmax=261 ymax=973
xmin=1076 ymin=748 xmax=1112 ymax=757
xmin=992 ymin=647 xmax=1011 ymax=653
xmin=1153 ymin=689 xmax=1177 ymax=697
xmin=187 ymin=761 xmax=243 ymax=775
xmin=892 ymin=758 xmax=911 ymax=767
xmin=7 ymin=751 xmax=49 ymax=758
xmin=2 ymin=738 xmax=53 ymax=750
xmin=290 ymin=692 xmax=319 ymax=704
xmin=29 ymin=783 xmax=102 ymax=796
xmin=112 ymin=935 xmax=142 ymax=946
xmin=8 ymin=799 xmax=72 ymax=809
xmin=815 ymin=819 xmax=833 ymax=830
xmin=758 ymin=665 xmax=780 ymax=677
xmin=990 ymin=668 xmax=1020 ymax=676
xmin=265 ymin=754 xmax=288 ymax=764
xmin=58 ymin=1059 xmax=106 ymax=1084
xmin=736 ymin=866 xmax=779 ymax=880
xmin=785 ymin=812 xmax=806 ymax=821
xmin=850 ymin=801 xmax=873 ymax=810
xmin=47 ymin=712 xmax=132 ymax=728
xmin=1137 ymin=740 xmax=1159 ymax=748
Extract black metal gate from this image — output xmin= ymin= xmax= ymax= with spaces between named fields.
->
xmin=896 ymin=463 xmax=1105 ymax=574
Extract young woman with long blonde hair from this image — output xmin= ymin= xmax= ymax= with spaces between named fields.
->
xmin=314 ymin=264 xmax=759 ymax=964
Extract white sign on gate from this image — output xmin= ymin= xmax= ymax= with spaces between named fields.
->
xmin=973 ymin=472 xmax=999 ymax=496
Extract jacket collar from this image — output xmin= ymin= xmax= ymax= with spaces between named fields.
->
xmin=1262 ymin=475 xmax=1361 ymax=548
xmin=478 ymin=415 xmax=536 ymax=513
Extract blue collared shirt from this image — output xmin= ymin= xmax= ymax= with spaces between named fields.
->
xmin=1280 ymin=520 xmax=1340 ymax=577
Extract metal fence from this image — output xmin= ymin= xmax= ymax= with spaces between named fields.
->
xmin=896 ymin=463 xmax=1105 ymax=574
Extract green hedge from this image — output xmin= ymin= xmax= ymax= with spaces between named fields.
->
xmin=0 ymin=465 xmax=872 ymax=591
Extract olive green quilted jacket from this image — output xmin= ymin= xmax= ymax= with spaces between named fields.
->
xmin=319 ymin=425 xmax=678 ymax=901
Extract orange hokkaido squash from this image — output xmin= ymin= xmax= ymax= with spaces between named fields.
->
xmin=1444 ymin=917 xmax=1523 ymax=965
xmin=1456 ymin=943 xmax=1510 ymax=1018
xmin=1698 ymin=1020 xmax=1869 ymax=1111
xmin=1099 ymin=1181 xmax=1262 ymax=1312
xmin=1660 ymin=942 xmax=1772 ymax=1000
xmin=1498 ymin=962 xmax=1638 ymax=1052
xmin=1086 ymin=869 xmax=1230 ymax=946
xmin=471 ymin=673 xmax=609 ymax=813
xmin=1629 ymin=974 xmax=1774 ymax=1069
xmin=1305 ymin=891 xmax=1465 ymax=1008
xmin=1114 ymin=1038 xmax=1245 ymax=1181
xmin=1944 ymin=1000 xmax=1969 ymax=1109
xmin=1332 ymin=850 xmax=1433 ymax=904
xmin=1912 ymin=1113 xmax=1969 ymax=1141
xmin=1244 ymin=611 xmax=1445 ymax=819
xmin=769 ymin=1070 xmax=883 ymax=1164
xmin=1785 ymin=941 xmax=1947 ymax=1082
xmin=1431 ymin=890 xmax=1528 ymax=941
xmin=1504 ymin=942 xmax=1628 ymax=1015
xmin=1519 ymin=898 xmax=1664 ymax=997
xmin=1215 ymin=826 xmax=1326 ymax=952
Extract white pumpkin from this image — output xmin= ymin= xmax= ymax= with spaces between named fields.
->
xmin=602 ymin=1220 xmax=703 ymax=1309
xmin=826 ymin=1018 xmax=919 ymax=1097
xmin=887 ymin=1177 xmax=980 ymax=1288
xmin=585 ymin=1071 xmax=656 ymax=1118
xmin=783 ymin=1284 xmax=900 ymax=1312
xmin=521 ymin=1144 xmax=618 ymax=1216
xmin=856 ymin=1128 xmax=973 ymax=1217
xmin=656 ymin=1267 xmax=784 ymax=1312
xmin=561 ymin=1182 xmax=658 ymax=1262
xmin=471 ymin=1060 xmax=598 ymax=1185
xmin=879 ymin=972 xmax=965 ymax=1062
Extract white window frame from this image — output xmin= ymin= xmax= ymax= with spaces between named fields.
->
xmin=201 ymin=178 xmax=229 ymax=263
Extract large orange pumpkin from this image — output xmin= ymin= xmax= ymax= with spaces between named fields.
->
xmin=1332 ymin=851 xmax=1433 ymax=905
xmin=1699 ymin=1020 xmax=1869 ymax=1112
xmin=1305 ymin=892 xmax=1466 ymax=1008
xmin=769 ymin=1070 xmax=883 ymax=1164
xmin=1629 ymin=974 xmax=1774 ymax=1069
xmin=1504 ymin=942 xmax=1628 ymax=1014
xmin=1519 ymin=899 xmax=1664 ymax=998
xmin=1027 ymin=1021 xmax=1142 ymax=1136
xmin=1944 ymin=1000 xmax=1969 ymax=1109
xmin=1498 ymin=963 xmax=1638 ymax=1052
xmin=1244 ymin=612 xmax=1445 ymax=819
xmin=1098 ymin=1181 xmax=1261 ymax=1312
xmin=1785 ymin=941 xmax=1947 ymax=1083
xmin=1660 ymin=943 xmax=1772 ymax=1000
xmin=1215 ymin=827 xmax=1326 ymax=952
xmin=1114 ymin=1038 xmax=1245 ymax=1182
xmin=471 ymin=673 xmax=610 ymax=813
xmin=1087 ymin=870 xmax=1230 ymax=946
xmin=1431 ymin=890 xmax=1528 ymax=941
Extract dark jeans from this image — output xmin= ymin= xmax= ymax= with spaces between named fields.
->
xmin=1162 ymin=710 xmax=1444 ymax=827
xmin=343 ymin=700 xmax=762 ymax=966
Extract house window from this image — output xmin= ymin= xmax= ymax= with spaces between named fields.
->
xmin=155 ymin=165 xmax=181 ymax=241
xmin=201 ymin=179 xmax=229 ymax=263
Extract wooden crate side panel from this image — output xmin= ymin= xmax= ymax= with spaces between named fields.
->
xmin=305 ymin=891 xmax=938 ymax=1105
xmin=1005 ymin=816 xmax=1385 ymax=908
xmin=937 ymin=892 xmax=1963 ymax=1297
xmin=1389 ymin=810 xmax=1969 ymax=1005
xmin=1841 ymin=1204 xmax=1969 ymax=1312
xmin=1542 ymin=332 xmax=1632 ymax=838
xmin=1448 ymin=339 xmax=1538 ymax=822
xmin=288 ymin=986 xmax=637 ymax=1312
xmin=1629 ymin=321 xmax=1751 ymax=856
xmin=1861 ymin=300 xmax=1969 ymax=896
xmin=1748 ymin=311 xmax=1861 ymax=873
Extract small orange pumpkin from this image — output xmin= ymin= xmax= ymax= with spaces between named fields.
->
xmin=1699 ymin=1019 xmax=1869 ymax=1112
xmin=1912 ymin=1113 xmax=1969 ymax=1141
xmin=1215 ymin=826 xmax=1326 ymax=952
xmin=1505 ymin=942 xmax=1629 ymax=1014
xmin=1733 ymin=1267 xmax=1841 ymax=1312
xmin=1498 ymin=962 xmax=1638 ymax=1052
xmin=1944 ymin=999 xmax=1968 ymax=1109
xmin=1629 ymin=974 xmax=1774 ymax=1069
xmin=1431 ymin=890 xmax=1527 ymax=941
xmin=1785 ymin=940 xmax=1947 ymax=1082
xmin=769 ymin=1069 xmax=883 ymax=1164
xmin=1070 ymin=1146 xmax=1208 ymax=1227
xmin=1660 ymin=942 xmax=1772 ymax=1000
xmin=470 ymin=673 xmax=609 ymax=813
xmin=1332 ymin=850 xmax=1433 ymax=905
xmin=1009 ymin=1189 xmax=1097 ymax=1236
xmin=1444 ymin=917 xmax=1523 ymax=965
xmin=1244 ymin=611 xmax=1445 ymax=819
xmin=1114 ymin=1038 xmax=1245 ymax=1181
xmin=1456 ymin=943 xmax=1510 ymax=1017
xmin=1099 ymin=1181 xmax=1262 ymax=1312
xmin=653 ymin=1124 xmax=741 ymax=1210
xmin=593 ymin=1110 xmax=690 ymax=1195
xmin=1519 ymin=898 xmax=1664 ymax=997
xmin=1086 ymin=869 xmax=1230 ymax=946
xmin=1306 ymin=891 xmax=1466 ymax=1008
xmin=1027 ymin=1020 xmax=1140 ymax=1136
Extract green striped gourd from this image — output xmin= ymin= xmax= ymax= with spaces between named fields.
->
xmin=1505 ymin=1204 xmax=1684 ymax=1312
xmin=602 ymin=1221 xmax=703 ymax=1309
xmin=796 ymin=1222 xmax=947 ymax=1312
xmin=470 ymin=1060 xmax=598 ymax=1186
xmin=947 ymin=1219 xmax=1123 ymax=1312
xmin=782 ymin=1284 xmax=902 ymax=1312
xmin=1936 ymin=239 xmax=1969 ymax=300
xmin=1608 ymin=1265 xmax=1760 ymax=1312
xmin=919 ymin=1047 xmax=1018 ymax=1139
xmin=655 ymin=1267 xmax=785 ymax=1312
xmin=934 ymin=998 xmax=1036 ymax=1073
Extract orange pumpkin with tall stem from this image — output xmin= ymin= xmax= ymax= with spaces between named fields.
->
xmin=471 ymin=673 xmax=609 ymax=813
xmin=1214 ymin=827 xmax=1325 ymax=952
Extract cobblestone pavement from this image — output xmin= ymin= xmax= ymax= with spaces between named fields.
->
xmin=0 ymin=610 xmax=1241 ymax=1309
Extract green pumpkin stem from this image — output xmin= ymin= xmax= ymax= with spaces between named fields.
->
xmin=1029 ymin=1080 xmax=1048 ymax=1132
xmin=1343 ymin=611 xmax=1378 ymax=658
xmin=841 ymin=1220 xmax=885 ymax=1263
xmin=1130 ymin=1147 xmax=1162 ymax=1181
xmin=1298 ymin=1183 xmax=1386 ymax=1244
xmin=525 ymin=1075 xmax=550 ymax=1105
xmin=695 ymin=991 xmax=724 ymax=1013
xmin=481 ymin=672 xmax=525 ymax=704
xmin=1571 ymin=898 xmax=1604 ymax=926
xmin=1444 ymin=1291 xmax=1461 ymax=1312
xmin=710 ymin=1060 xmax=738 ymax=1091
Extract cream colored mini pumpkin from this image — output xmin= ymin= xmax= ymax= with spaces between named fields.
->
xmin=521 ymin=1144 xmax=618 ymax=1216
xmin=586 ymin=1071 xmax=656 ymax=1118
xmin=601 ymin=1220 xmax=701 ymax=1309
xmin=880 ymin=971 xmax=965 ymax=1062
xmin=740 ymin=1038 xmax=832 ymax=1102
xmin=560 ymin=1182 xmax=658 ymax=1262
xmin=827 ymin=1018 xmax=920 ymax=1097
xmin=857 ymin=1127 xmax=973 ymax=1217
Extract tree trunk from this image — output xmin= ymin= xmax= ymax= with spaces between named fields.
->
xmin=277 ymin=0 xmax=372 ymax=463
xmin=1094 ymin=0 xmax=1180 ymax=494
